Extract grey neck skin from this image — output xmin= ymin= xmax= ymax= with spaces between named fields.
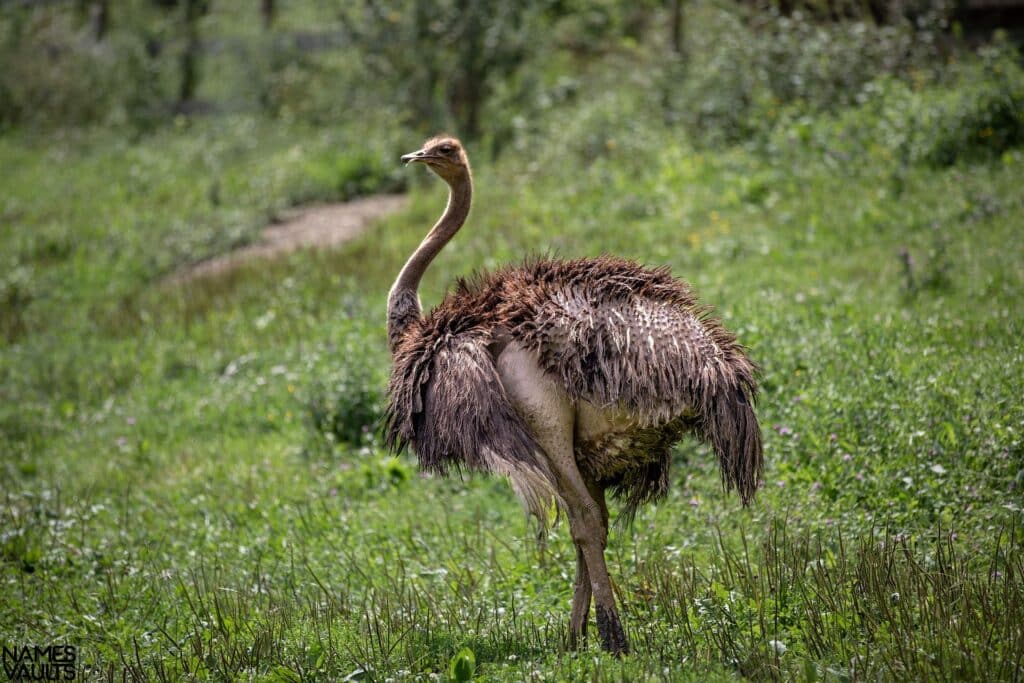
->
xmin=386 ymin=170 xmax=472 ymax=352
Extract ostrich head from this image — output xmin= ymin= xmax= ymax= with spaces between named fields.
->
xmin=401 ymin=136 xmax=469 ymax=183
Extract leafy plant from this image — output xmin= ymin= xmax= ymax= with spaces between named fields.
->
xmin=301 ymin=344 xmax=386 ymax=452
xmin=448 ymin=647 xmax=476 ymax=682
xmin=920 ymin=43 xmax=1024 ymax=167
xmin=296 ymin=148 xmax=407 ymax=205
xmin=0 ymin=6 xmax=171 ymax=128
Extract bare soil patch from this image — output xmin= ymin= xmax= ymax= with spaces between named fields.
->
xmin=170 ymin=194 xmax=407 ymax=283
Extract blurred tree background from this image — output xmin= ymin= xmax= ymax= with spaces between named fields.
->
xmin=3 ymin=0 xmax=1020 ymax=153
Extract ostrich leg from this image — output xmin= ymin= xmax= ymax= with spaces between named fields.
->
xmin=569 ymin=478 xmax=610 ymax=650
xmin=559 ymin=468 xmax=627 ymax=654
xmin=569 ymin=545 xmax=591 ymax=648
xmin=497 ymin=343 xmax=629 ymax=654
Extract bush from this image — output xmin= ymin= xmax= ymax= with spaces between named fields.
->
xmin=920 ymin=43 xmax=1024 ymax=167
xmin=760 ymin=15 xmax=938 ymax=112
xmin=763 ymin=42 xmax=1024 ymax=171
xmin=302 ymin=348 xmax=385 ymax=453
xmin=668 ymin=6 xmax=765 ymax=145
xmin=252 ymin=36 xmax=376 ymax=126
xmin=295 ymin=148 xmax=407 ymax=205
xmin=0 ymin=262 xmax=34 ymax=343
xmin=661 ymin=2 xmax=947 ymax=147
xmin=0 ymin=9 xmax=168 ymax=129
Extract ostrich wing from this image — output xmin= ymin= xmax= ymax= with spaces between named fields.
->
xmin=509 ymin=257 xmax=763 ymax=504
xmin=536 ymin=289 xmax=762 ymax=503
xmin=538 ymin=290 xmax=753 ymax=421
xmin=508 ymin=258 xmax=758 ymax=421
xmin=384 ymin=325 xmax=559 ymax=519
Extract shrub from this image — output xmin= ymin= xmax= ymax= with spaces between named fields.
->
xmin=760 ymin=15 xmax=938 ymax=112
xmin=295 ymin=148 xmax=407 ymax=205
xmin=251 ymin=36 xmax=374 ymax=126
xmin=0 ymin=9 xmax=168 ymax=129
xmin=0 ymin=262 xmax=34 ymax=343
xmin=302 ymin=349 xmax=385 ymax=453
xmin=919 ymin=43 xmax=1024 ymax=167
xmin=669 ymin=6 xmax=766 ymax=145
xmin=763 ymin=42 xmax=1024 ymax=171
xmin=661 ymin=2 xmax=947 ymax=147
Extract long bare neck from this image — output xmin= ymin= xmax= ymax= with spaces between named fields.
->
xmin=387 ymin=169 xmax=472 ymax=352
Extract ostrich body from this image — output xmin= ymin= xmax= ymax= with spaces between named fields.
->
xmin=385 ymin=137 xmax=763 ymax=655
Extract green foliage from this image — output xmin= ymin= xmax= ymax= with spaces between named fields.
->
xmin=294 ymin=147 xmax=407 ymax=205
xmin=302 ymin=345 xmax=386 ymax=452
xmin=756 ymin=45 xmax=1024 ymax=174
xmin=335 ymin=0 xmax=549 ymax=138
xmin=922 ymin=43 xmax=1024 ymax=166
xmin=0 ymin=4 xmax=172 ymax=129
xmin=659 ymin=3 xmax=949 ymax=146
xmin=251 ymin=33 xmax=376 ymax=126
xmin=1 ymin=4 xmax=1023 ymax=681
xmin=449 ymin=647 xmax=476 ymax=682
xmin=0 ymin=262 xmax=34 ymax=343
xmin=760 ymin=15 xmax=937 ymax=111
xmin=1 ymin=0 xmax=997 ymax=154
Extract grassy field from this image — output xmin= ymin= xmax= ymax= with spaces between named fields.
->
xmin=3 ymin=43 xmax=1024 ymax=681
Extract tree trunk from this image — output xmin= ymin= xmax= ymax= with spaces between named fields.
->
xmin=178 ymin=0 xmax=204 ymax=106
xmin=451 ymin=0 xmax=485 ymax=139
xmin=670 ymin=0 xmax=684 ymax=55
xmin=89 ymin=1 xmax=109 ymax=42
xmin=261 ymin=0 xmax=275 ymax=30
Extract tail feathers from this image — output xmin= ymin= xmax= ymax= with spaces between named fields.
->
xmin=481 ymin=448 xmax=564 ymax=532
xmin=699 ymin=387 xmax=763 ymax=505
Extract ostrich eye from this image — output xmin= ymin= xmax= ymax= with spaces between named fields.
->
xmin=440 ymin=145 xmax=454 ymax=154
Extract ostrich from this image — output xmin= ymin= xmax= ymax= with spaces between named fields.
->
xmin=384 ymin=136 xmax=763 ymax=655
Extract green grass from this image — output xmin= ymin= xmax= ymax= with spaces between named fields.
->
xmin=2 ymin=58 xmax=1024 ymax=680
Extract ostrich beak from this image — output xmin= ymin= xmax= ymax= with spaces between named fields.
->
xmin=400 ymin=148 xmax=430 ymax=165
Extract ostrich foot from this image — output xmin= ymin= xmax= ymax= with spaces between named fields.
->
xmin=595 ymin=604 xmax=629 ymax=655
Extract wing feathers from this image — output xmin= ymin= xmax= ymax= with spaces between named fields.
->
xmin=384 ymin=325 xmax=560 ymax=521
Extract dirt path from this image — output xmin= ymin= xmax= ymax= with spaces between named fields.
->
xmin=171 ymin=193 xmax=407 ymax=283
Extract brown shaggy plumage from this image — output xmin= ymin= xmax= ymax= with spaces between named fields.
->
xmin=385 ymin=256 xmax=763 ymax=519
